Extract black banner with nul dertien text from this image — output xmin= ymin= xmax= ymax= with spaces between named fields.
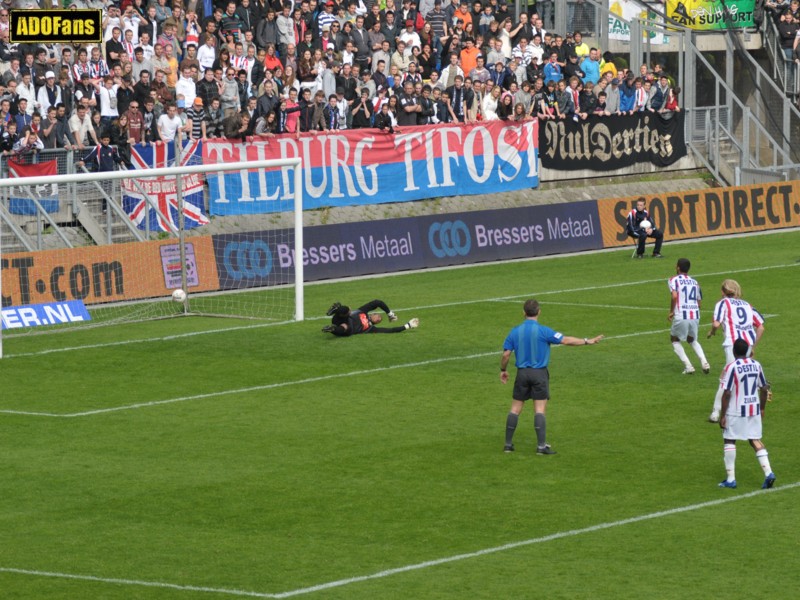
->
xmin=539 ymin=111 xmax=687 ymax=171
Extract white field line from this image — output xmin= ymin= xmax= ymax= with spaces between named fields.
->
xmin=397 ymin=262 xmax=800 ymax=315
xmin=2 ymin=481 xmax=798 ymax=598
xmin=0 ymin=326 xmax=670 ymax=418
xmin=494 ymin=300 xmax=666 ymax=311
xmin=1 ymin=313 xmax=785 ymax=419
xmin=3 ymin=262 xmax=798 ymax=360
xmin=0 ymin=567 xmax=273 ymax=598
xmin=0 ymin=352 xmax=496 ymax=418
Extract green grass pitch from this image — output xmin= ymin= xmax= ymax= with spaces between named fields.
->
xmin=1 ymin=230 xmax=799 ymax=599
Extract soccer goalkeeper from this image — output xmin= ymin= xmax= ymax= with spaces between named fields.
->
xmin=322 ymin=300 xmax=419 ymax=337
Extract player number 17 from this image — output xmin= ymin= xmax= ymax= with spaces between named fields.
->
xmin=742 ymin=372 xmax=760 ymax=396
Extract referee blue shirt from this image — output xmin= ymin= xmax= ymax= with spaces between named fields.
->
xmin=503 ymin=320 xmax=564 ymax=368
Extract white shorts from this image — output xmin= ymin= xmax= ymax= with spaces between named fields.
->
xmin=670 ymin=319 xmax=699 ymax=340
xmin=722 ymin=343 xmax=752 ymax=365
xmin=723 ymin=414 xmax=763 ymax=440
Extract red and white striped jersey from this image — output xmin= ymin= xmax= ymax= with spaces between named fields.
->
xmin=231 ymin=54 xmax=248 ymax=71
xmin=668 ymin=274 xmax=702 ymax=320
xmin=721 ymin=357 xmax=767 ymax=417
xmin=713 ymin=297 xmax=764 ymax=346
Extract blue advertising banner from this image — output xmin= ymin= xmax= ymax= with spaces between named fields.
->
xmin=211 ymin=201 xmax=602 ymax=289
xmin=203 ymin=120 xmax=539 ymax=215
xmin=1 ymin=300 xmax=91 ymax=329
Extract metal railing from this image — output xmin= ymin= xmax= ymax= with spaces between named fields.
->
xmin=735 ymin=165 xmax=800 ymax=185
xmin=0 ymin=148 xmax=180 ymax=253
xmin=627 ymin=14 xmax=800 ymax=186
xmin=721 ymin=25 xmax=800 ymax=165
xmin=762 ymin=16 xmax=800 ymax=99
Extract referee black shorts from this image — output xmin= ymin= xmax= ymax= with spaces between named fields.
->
xmin=512 ymin=367 xmax=550 ymax=401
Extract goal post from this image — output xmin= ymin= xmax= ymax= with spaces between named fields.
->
xmin=0 ymin=157 xmax=304 ymax=355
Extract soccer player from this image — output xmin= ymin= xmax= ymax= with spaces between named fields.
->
xmin=626 ymin=198 xmax=664 ymax=258
xmin=500 ymin=299 xmax=604 ymax=454
xmin=322 ymin=300 xmax=419 ymax=336
xmin=717 ymin=339 xmax=775 ymax=490
xmin=668 ymin=258 xmax=710 ymax=375
xmin=706 ymin=279 xmax=765 ymax=423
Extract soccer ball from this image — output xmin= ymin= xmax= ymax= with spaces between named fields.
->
xmin=639 ymin=220 xmax=652 ymax=230
xmin=172 ymin=289 xmax=187 ymax=303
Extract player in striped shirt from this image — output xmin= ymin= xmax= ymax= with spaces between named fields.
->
xmin=717 ymin=339 xmax=775 ymax=490
xmin=706 ymin=279 xmax=765 ymax=422
xmin=667 ymin=258 xmax=710 ymax=375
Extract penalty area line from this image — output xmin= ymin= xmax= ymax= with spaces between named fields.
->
xmin=2 ymin=482 xmax=798 ymax=598
xmin=0 ymin=567 xmax=276 ymax=598
xmin=0 ymin=327 xmax=664 ymax=418
xmin=0 ymin=321 xmax=779 ymax=418
xmin=492 ymin=300 xmax=666 ymax=311
xmin=0 ymin=321 xmax=778 ymax=419
xmin=1 ymin=351 xmax=498 ymax=418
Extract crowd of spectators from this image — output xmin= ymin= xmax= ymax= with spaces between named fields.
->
xmin=770 ymin=0 xmax=800 ymax=59
xmin=772 ymin=0 xmax=800 ymax=65
xmin=0 ymin=0 xmax=682 ymax=164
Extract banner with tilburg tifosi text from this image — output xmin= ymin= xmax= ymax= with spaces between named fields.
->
xmin=203 ymin=120 xmax=539 ymax=214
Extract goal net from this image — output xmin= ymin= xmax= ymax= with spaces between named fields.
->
xmin=0 ymin=150 xmax=303 ymax=353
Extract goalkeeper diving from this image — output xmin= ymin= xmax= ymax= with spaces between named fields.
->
xmin=322 ymin=300 xmax=419 ymax=336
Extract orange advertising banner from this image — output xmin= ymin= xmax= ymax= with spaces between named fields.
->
xmin=597 ymin=181 xmax=800 ymax=248
xmin=1 ymin=236 xmax=219 ymax=308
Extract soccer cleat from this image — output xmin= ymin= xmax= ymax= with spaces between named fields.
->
xmin=537 ymin=445 xmax=557 ymax=455
xmin=634 ymin=254 xmax=644 ymax=259
xmin=321 ymin=325 xmax=336 ymax=333
xmin=762 ymin=473 xmax=776 ymax=489
xmin=682 ymin=366 xmax=696 ymax=375
xmin=702 ymin=362 xmax=711 ymax=374
xmin=406 ymin=318 xmax=420 ymax=329
xmin=503 ymin=444 xmax=515 ymax=453
xmin=326 ymin=302 xmax=342 ymax=316
xmin=387 ymin=311 xmax=398 ymax=322
xmin=652 ymin=252 xmax=664 ymax=258
xmin=718 ymin=479 xmax=737 ymax=489
xmin=708 ymin=411 xmax=720 ymax=423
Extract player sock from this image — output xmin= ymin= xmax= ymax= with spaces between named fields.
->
xmin=690 ymin=340 xmax=708 ymax=365
xmin=534 ymin=413 xmax=546 ymax=448
xmin=672 ymin=342 xmax=692 ymax=369
xmin=755 ymin=448 xmax=772 ymax=475
xmin=505 ymin=413 xmax=518 ymax=446
xmin=724 ymin=443 xmax=736 ymax=482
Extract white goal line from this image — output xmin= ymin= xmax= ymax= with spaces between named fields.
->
xmin=2 ymin=481 xmax=798 ymax=598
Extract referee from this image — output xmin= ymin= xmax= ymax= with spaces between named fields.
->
xmin=500 ymin=299 xmax=604 ymax=454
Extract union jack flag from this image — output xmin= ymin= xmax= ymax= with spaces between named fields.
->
xmin=121 ymin=140 xmax=209 ymax=232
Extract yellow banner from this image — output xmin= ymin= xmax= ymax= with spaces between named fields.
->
xmin=597 ymin=181 xmax=800 ymax=248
